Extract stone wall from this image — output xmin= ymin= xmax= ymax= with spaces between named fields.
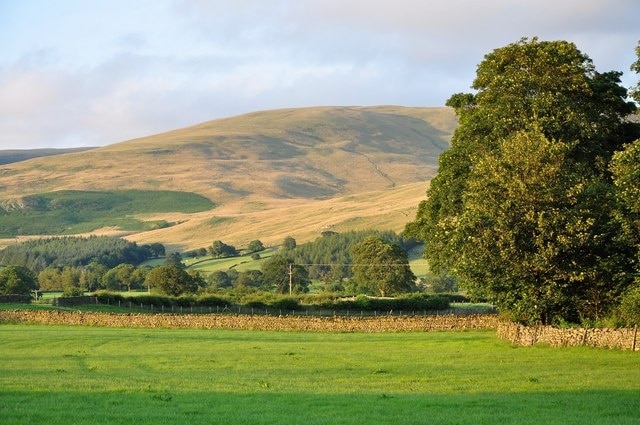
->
xmin=497 ymin=321 xmax=639 ymax=351
xmin=0 ymin=310 xmax=499 ymax=332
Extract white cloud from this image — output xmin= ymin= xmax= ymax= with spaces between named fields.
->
xmin=0 ymin=0 xmax=638 ymax=149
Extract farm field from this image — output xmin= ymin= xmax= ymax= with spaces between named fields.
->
xmin=1 ymin=325 xmax=639 ymax=424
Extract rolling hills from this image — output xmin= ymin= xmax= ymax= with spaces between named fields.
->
xmin=0 ymin=106 xmax=456 ymax=250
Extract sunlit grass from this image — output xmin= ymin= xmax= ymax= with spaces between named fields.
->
xmin=0 ymin=325 xmax=638 ymax=424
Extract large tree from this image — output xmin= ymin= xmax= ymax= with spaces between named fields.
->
xmin=261 ymin=256 xmax=309 ymax=294
xmin=0 ymin=266 xmax=37 ymax=295
xmin=406 ymin=38 xmax=639 ymax=323
xmin=350 ymin=236 xmax=415 ymax=297
xmin=455 ymin=129 xmax=633 ymax=323
xmin=145 ymin=265 xmax=198 ymax=296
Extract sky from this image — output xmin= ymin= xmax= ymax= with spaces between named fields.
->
xmin=0 ymin=0 xmax=638 ymax=150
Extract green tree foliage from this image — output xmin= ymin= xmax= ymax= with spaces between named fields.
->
xmin=234 ymin=270 xmax=265 ymax=289
xmin=247 ymin=240 xmax=265 ymax=253
xmin=611 ymin=137 xmax=640 ymax=284
xmin=208 ymin=240 xmax=238 ymax=258
xmin=282 ymin=230 xmax=405 ymax=286
xmin=282 ymin=236 xmax=297 ymax=251
xmin=406 ymin=38 xmax=639 ymax=324
xmin=101 ymin=263 xmax=139 ymax=291
xmin=350 ymin=236 xmax=415 ymax=297
xmin=630 ymin=40 xmax=640 ymax=103
xmin=207 ymin=270 xmax=233 ymax=290
xmin=164 ymin=252 xmax=184 ymax=269
xmin=0 ymin=266 xmax=37 ymax=295
xmin=0 ymin=236 xmax=156 ymax=271
xmin=37 ymin=267 xmax=63 ymax=291
xmin=145 ymin=265 xmax=198 ymax=296
xmin=617 ymin=283 xmax=640 ymax=326
xmin=261 ymin=256 xmax=309 ymax=294
xmin=454 ymin=130 xmax=634 ymax=323
xmin=61 ymin=266 xmax=84 ymax=296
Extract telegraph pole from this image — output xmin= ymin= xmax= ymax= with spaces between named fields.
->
xmin=288 ymin=263 xmax=293 ymax=295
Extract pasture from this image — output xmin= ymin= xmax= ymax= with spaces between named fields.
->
xmin=1 ymin=324 xmax=639 ymax=424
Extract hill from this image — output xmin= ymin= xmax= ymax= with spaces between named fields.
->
xmin=0 ymin=147 xmax=96 ymax=165
xmin=0 ymin=106 xmax=456 ymax=250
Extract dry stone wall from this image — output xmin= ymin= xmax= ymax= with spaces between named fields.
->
xmin=497 ymin=321 xmax=639 ymax=351
xmin=0 ymin=310 xmax=499 ymax=332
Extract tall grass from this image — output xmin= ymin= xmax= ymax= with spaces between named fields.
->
xmin=0 ymin=325 xmax=638 ymax=424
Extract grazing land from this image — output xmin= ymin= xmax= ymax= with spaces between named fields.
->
xmin=1 ymin=324 xmax=638 ymax=424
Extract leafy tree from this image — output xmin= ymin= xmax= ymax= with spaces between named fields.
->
xmin=164 ymin=252 xmax=184 ymax=269
xmin=209 ymin=240 xmax=238 ymax=258
xmin=350 ymin=236 xmax=415 ymax=297
xmin=0 ymin=266 xmax=37 ymax=295
xmin=207 ymin=270 xmax=232 ymax=289
xmin=406 ymin=38 xmax=639 ymax=324
xmin=261 ymin=256 xmax=309 ymax=294
xmin=617 ymin=283 xmax=640 ymax=326
xmin=102 ymin=263 xmax=138 ymax=291
xmin=234 ymin=270 xmax=265 ymax=289
xmin=145 ymin=265 xmax=197 ymax=296
xmin=630 ymin=40 xmax=640 ymax=103
xmin=61 ymin=266 xmax=84 ymax=296
xmin=453 ymin=129 xmax=634 ymax=324
xmin=407 ymin=38 xmax=638 ymax=275
xmin=146 ymin=242 xmax=166 ymax=258
xmin=282 ymin=236 xmax=297 ymax=251
xmin=611 ymin=137 xmax=640 ymax=286
xmin=80 ymin=260 xmax=108 ymax=292
xmin=247 ymin=240 xmax=265 ymax=253
xmin=37 ymin=267 xmax=63 ymax=291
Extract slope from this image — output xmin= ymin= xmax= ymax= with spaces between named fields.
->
xmin=0 ymin=106 xmax=455 ymax=250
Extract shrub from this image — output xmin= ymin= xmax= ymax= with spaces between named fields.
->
xmin=617 ymin=283 xmax=640 ymax=326
xmin=270 ymin=297 xmax=300 ymax=311
xmin=196 ymin=294 xmax=231 ymax=307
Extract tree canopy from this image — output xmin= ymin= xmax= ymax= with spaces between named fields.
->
xmin=0 ymin=266 xmax=37 ymax=295
xmin=350 ymin=236 xmax=415 ymax=297
xmin=406 ymin=38 xmax=640 ymax=324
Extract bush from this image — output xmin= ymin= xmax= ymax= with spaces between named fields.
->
xmin=617 ymin=283 xmax=640 ymax=326
xmin=270 ymin=297 xmax=300 ymax=311
xmin=196 ymin=294 xmax=231 ymax=307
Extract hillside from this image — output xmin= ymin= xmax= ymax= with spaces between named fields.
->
xmin=0 ymin=106 xmax=456 ymax=250
xmin=0 ymin=147 xmax=96 ymax=165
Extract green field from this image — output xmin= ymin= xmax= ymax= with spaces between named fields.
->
xmin=1 ymin=325 xmax=638 ymax=424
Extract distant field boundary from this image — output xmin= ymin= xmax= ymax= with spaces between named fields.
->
xmin=0 ymin=310 xmax=498 ymax=332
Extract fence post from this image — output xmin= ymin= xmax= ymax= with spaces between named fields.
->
xmin=633 ymin=325 xmax=638 ymax=351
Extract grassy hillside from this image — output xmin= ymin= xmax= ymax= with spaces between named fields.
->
xmin=0 ymin=106 xmax=455 ymax=249
xmin=0 ymin=147 xmax=95 ymax=165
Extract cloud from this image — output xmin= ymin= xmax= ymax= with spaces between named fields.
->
xmin=0 ymin=0 xmax=638 ymax=149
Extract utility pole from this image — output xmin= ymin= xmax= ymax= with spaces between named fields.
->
xmin=288 ymin=263 xmax=293 ymax=295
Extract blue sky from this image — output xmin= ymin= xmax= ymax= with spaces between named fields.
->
xmin=1 ymin=0 xmax=638 ymax=149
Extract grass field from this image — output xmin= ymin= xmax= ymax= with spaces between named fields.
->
xmin=1 ymin=325 xmax=638 ymax=424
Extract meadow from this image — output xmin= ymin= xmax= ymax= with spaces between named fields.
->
xmin=1 ymin=324 xmax=638 ymax=424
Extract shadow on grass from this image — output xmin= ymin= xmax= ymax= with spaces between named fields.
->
xmin=1 ymin=389 xmax=638 ymax=425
